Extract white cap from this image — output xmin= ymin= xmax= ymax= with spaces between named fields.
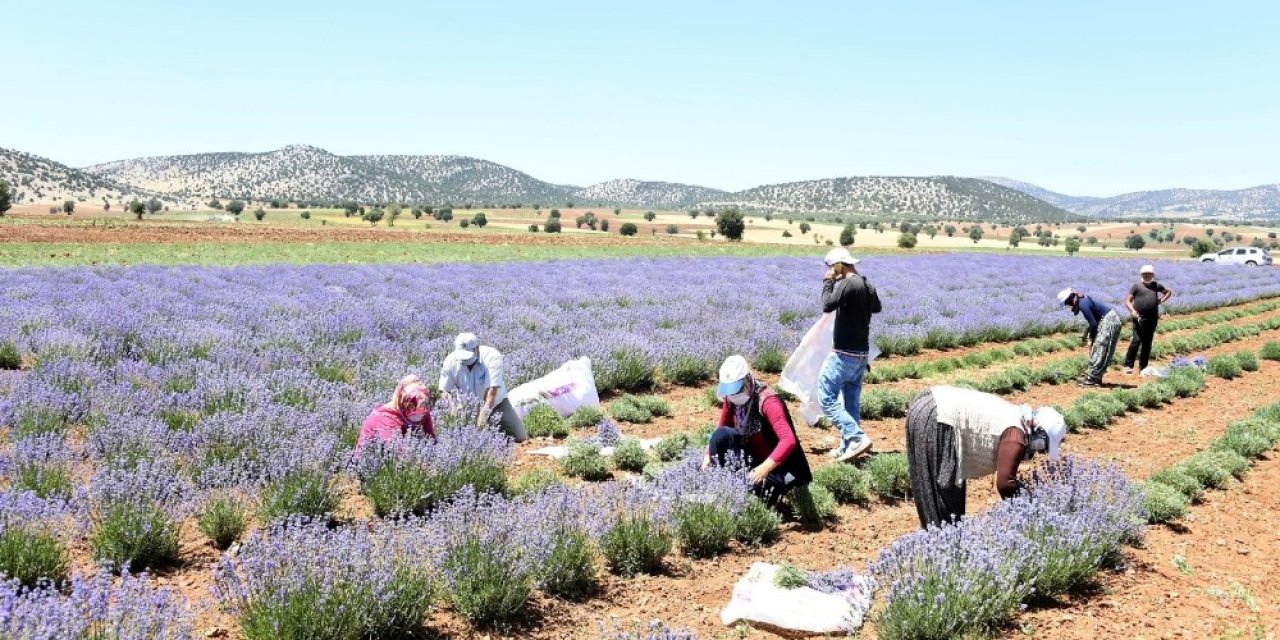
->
xmin=452 ymin=332 xmax=479 ymax=361
xmin=1035 ymin=407 xmax=1067 ymax=459
xmin=824 ymin=247 xmax=861 ymax=267
xmin=1140 ymin=264 xmax=1155 ymax=275
xmin=717 ymin=355 xmax=751 ymax=398
xmin=1057 ymin=288 xmax=1074 ymax=305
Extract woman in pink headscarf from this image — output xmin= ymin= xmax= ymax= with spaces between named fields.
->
xmin=355 ymin=374 xmax=435 ymax=455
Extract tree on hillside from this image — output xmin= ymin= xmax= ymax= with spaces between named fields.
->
xmin=613 ymin=208 xmax=621 ymax=216
xmin=1125 ymin=234 xmax=1146 ymax=250
xmin=386 ymin=203 xmax=402 ymax=227
xmin=923 ymin=224 xmax=938 ymax=239
xmin=619 ymin=222 xmax=638 ymax=236
xmin=147 ymin=198 xmax=162 ymax=215
xmin=644 ymin=211 xmax=656 ymax=222
xmin=544 ymin=219 xmax=562 ymax=233
xmin=341 ymin=201 xmax=359 ymax=217
xmin=968 ymin=226 xmax=984 ymax=244
xmin=1064 ymin=237 xmax=1081 ymax=256
xmin=363 ymin=208 xmax=384 ymax=226
xmin=251 ymin=208 xmax=264 ymax=221
xmin=472 ymin=212 xmax=488 ymax=227
xmin=1190 ymin=237 xmax=1215 ymax=258
xmin=1086 ymin=236 xmax=1098 ymax=245
xmin=666 ymin=224 xmax=679 ymax=235
xmin=840 ymin=222 xmax=857 ymax=247
xmin=549 ymin=209 xmax=561 ymax=219
xmin=411 ymin=207 xmax=423 ymax=219
xmin=897 ymin=232 xmax=918 ymax=249
xmin=0 ymin=180 xmax=11 ymax=217
xmin=1076 ymin=225 xmax=1087 ymax=234
xmin=129 ymin=199 xmax=145 ymax=220
xmin=62 ymin=200 xmax=75 ymax=215
xmin=600 ymin=219 xmax=609 ymax=232
xmin=716 ymin=208 xmax=745 ymax=241
xmin=944 ymin=224 xmax=956 ymax=237
xmin=1008 ymin=232 xmax=1021 ymax=248
xmin=689 ymin=210 xmax=700 ymax=219
xmin=226 ymin=200 xmax=246 ymax=216
xmin=799 ymin=222 xmax=811 ymax=235
xmin=269 ymin=198 xmax=285 ymax=209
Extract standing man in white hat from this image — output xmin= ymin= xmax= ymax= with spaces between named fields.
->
xmin=818 ymin=247 xmax=882 ymax=462
xmin=438 ymin=332 xmax=528 ymax=442
xmin=1123 ymin=264 xmax=1173 ymax=374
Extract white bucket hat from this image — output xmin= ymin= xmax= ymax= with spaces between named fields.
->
xmin=451 ymin=332 xmax=479 ymax=362
xmin=824 ymin=247 xmax=861 ymax=267
xmin=1034 ymin=407 xmax=1067 ymax=459
xmin=1057 ymin=288 xmax=1075 ymax=305
xmin=1140 ymin=264 xmax=1155 ymax=275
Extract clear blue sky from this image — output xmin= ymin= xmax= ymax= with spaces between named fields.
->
xmin=3 ymin=0 xmax=1277 ymax=196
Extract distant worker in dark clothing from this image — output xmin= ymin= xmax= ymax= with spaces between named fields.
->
xmin=905 ymin=385 xmax=1067 ymax=529
xmin=819 ymin=247 xmax=882 ymax=462
xmin=1123 ymin=264 xmax=1173 ymax=374
xmin=1058 ymin=288 xmax=1123 ymax=387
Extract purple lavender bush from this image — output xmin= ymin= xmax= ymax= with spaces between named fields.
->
xmin=0 ymin=569 xmax=192 ymax=640
xmin=214 ymin=517 xmax=437 ymax=640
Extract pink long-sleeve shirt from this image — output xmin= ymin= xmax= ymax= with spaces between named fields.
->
xmin=716 ymin=393 xmax=797 ymax=465
xmin=355 ymin=405 xmax=435 ymax=454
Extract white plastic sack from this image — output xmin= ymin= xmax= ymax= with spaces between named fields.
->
xmin=1140 ymin=365 xmax=1170 ymax=377
xmin=778 ymin=314 xmax=880 ymax=426
xmin=508 ymin=357 xmax=601 ymax=420
xmin=528 ymin=438 xmax=663 ymax=459
xmin=720 ymin=562 xmax=870 ymax=634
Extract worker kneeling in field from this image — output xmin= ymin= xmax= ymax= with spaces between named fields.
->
xmin=1058 ymin=287 xmax=1123 ymax=388
xmin=355 ymin=374 xmax=435 ymax=455
xmin=905 ymin=385 xmax=1066 ymax=529
xmin=437 ymin=332 xmax=528 ymax=442
xmin=703 ymin=355 xmax=813 ymax=506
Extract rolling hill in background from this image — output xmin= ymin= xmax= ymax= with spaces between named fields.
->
xmin=983 ymin=176 xmax=1280 ymax=221
xmin=0 ymin=147 xmax=173 ymax=208
xmin=7 ymin=143 xmax=1072 ymax=221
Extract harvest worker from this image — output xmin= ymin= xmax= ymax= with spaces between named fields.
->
xmin=819 ymin=247 xmax=882 ymax=462
xmin=355 ymin=374 xmax=434 ymax=455
xmin=1058 ymin=288 xmax=1123 ymax=387
xmin=1123 ymin=264 xmax=1173 ymax=374
xmin=904 ymin=385 xmax=1067 ymax=529
xmin=704 ymin=355 xmax=813 ymax=506
xmin=437 ymin=332 xmax=528 ymax=442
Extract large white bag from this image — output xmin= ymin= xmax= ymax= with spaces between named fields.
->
xmin=508 ymin=357 xmax=601 ymax=419
xmin=778 ymin=314 xmax=879 ymax=426
xmin=720 ymin=562 xmax=871 ymax=634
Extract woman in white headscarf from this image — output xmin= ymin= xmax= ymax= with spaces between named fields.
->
xmin=904 ymin=385 xmax=1067 ymax=529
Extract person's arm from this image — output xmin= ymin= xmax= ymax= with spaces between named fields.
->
xmin=995 ymin=427 xmax=1027 ymax=499
xmin=867 ymin=280 xmax=882 ymax=314
xmin=704 ymin=401 xmax=734 ymax=468
xmin=1080 ymin=301 xmax=1100 ymax=343
xmin=1159 ymin=283 xmax=1173 ymax=305
xmin=1125 ymin=287 xmax=1138 ymax=319
xmin=760 ymin=396 xmax=797 ymax=465
xmin=822 ymin=278 xmax=846 ymax=313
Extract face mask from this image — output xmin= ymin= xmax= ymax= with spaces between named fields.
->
xmin=462 ymin=355 xmax=478 ymax=367
xmin=727 ymin=391 xmax=752 ymax=406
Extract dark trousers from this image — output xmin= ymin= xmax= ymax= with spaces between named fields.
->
xmin=905 ymin=391 xmax=967 ymax=529
xmin=708 ymin=427 xmax=799 ymax=507
xmin=1123 ymin=315 xmax=1158 ymax=371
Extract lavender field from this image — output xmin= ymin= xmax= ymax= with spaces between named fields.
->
xmin=1 ymin=254 xmax=1279 ymax=638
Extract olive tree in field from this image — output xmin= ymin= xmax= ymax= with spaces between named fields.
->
xmin=666 ymin=224 xmax=678 ymax=235
xmin=544 ymin=219 xmax=562 ymax=233
xmin=549 ymin=209 xmax=561 ymax=219
xmin=386 ymin=203 xmax=402 ymax=227
xmin=1125 ymin=234 xmax=1146 ymax=250
xmin=0 ymin=180 xmax=11 ymax=216
xmin=799 ymin=222 xmax=811 ymax=235
xmin=253 ymin=208 xmax=266 ymax=221
xmin=363 ymin=208 xmax=384 ymax=226
xmin=643 ymin=211 xmax=656 ymax=222
xmin=689 ymin=210 xmax=700 ymax=219
xmin=472 ymin=212 xmax=488 ymax=227
xmin=897 ymin=232 xmax=918 ymax=249
xmin=944 ymin=224 xmax=956 ymax=237
xmin=715 ymin=208 xmax=745 ymax=241
xmin=619 ymin=222 xmax=638 ymax=236
xmin=62 ymin=200 xmax=75 ymax=215
xmin=103 ymin=200 xmax=111 ymax=212
xmin=129 ymin=199 xmax=145 ymax=220
xmin=1190 ymin=237 xmax=1215 ymax=258
xmin=208 ymin=198 xmax=222 ymax=210
xmin=1064 ymin=237 xmax=1081 ymax=256
xmin=923 ymin=224 xmax=938 ymax=239
xmin=840 ymin=223 xmax=857 ymax=247
xmin=968 ymin=226 xmax=984 ymax=243
xmin=226 ymin=200 xmax=246 ymax=216
xmin=600 ymin=218 xmax=609 ymax=232
xmin=147 ymin=198 xmax=162 ymax=215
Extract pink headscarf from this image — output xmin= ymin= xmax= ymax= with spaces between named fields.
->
xmin=392 ymin=374 xmax=431 ymax=423
xmin=355 ymin=375 xmax=435 ymax=456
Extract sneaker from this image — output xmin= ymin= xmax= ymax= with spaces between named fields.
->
xmin=837 ymin=437 xmax=873 ymax=462
xmin=827 ymin=443 xmax=846 ymax=459
xmin=1077 ymin=378 xmax=1100 ymax=388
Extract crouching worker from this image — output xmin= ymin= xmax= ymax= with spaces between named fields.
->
xmin=702 ymin=355 xmax=813 ymax=506
xmin=905 ymin=385 xmax=1066 ymax=529
xmin=356 ymin=374 xmax=435 ymax=455
xmin=1058 ymin=287 xmax=1123 ymax=388
xmin=437 ymin=332 xmax=528 ymax=442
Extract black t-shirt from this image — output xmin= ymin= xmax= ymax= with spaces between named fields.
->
xmin=1130 ymin=280 xmax=1168 ymax=317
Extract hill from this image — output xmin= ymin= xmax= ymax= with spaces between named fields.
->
xmin=7 ymin=144 xmax=1072 ymax=220
xmin=714 ymin=176 xmax=1073 ymax=222
xmin=571 ymin=179 xmax=728 ymax=209
xmin=985 ymin=176 xmax=1280 ymax=220
xmin=0 ymin=147 xmax=168 ymax=208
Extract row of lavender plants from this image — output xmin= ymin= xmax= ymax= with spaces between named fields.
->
xmin=870 ymin=457 xmax=1147 ymax=640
